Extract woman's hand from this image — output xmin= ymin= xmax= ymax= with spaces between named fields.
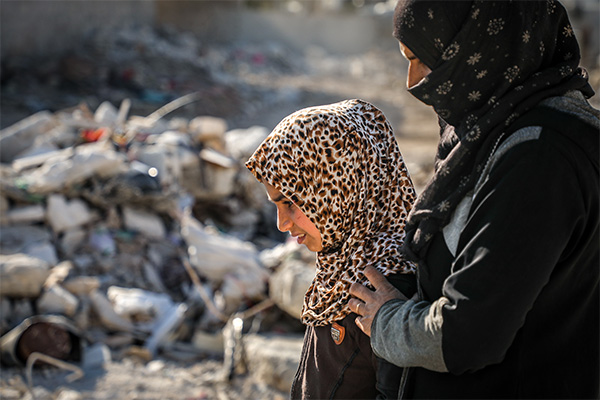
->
xmin=348 ymin=266 xmax=409 ymax=337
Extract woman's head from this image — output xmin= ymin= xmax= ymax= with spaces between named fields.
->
xmin=396 ymin=1 xmax=594 ymax=266
xmin=393 ymin=0 xmax=585 ymax=130
xmin=393 ymin=0 xmax=473 ymax=72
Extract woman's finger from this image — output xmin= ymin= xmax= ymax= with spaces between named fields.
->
xmin=349 ymin=281 xmax=374 ymax=302
xmin=363 ymin=266 xmax=395 ymax=291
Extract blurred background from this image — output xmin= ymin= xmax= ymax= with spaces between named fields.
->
xmin=0 ymin=1 xmax=598 ymax=399
xmin=2 ymin=0 xmax=598 ymax=187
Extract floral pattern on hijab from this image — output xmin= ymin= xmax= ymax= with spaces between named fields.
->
xmin=393 ymin=0 xmax=594 ymax=263
xmin=246 ymin=99 xmax=416 ymax=326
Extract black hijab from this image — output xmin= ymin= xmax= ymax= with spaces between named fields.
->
xmin=394 ymin=0 xmax=594 ymax=264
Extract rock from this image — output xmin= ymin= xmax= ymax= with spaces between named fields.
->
xmin=11 ymin=147 xmax=71 ymax=173
xmin=89 ymin=290 xmax=136 ymax=333
xmin=220 ymin=271 xmax=269 ymax=314
xmin=122 ymin=206 xmax=166 ymax=239
xmin=62 ymin=276 xmax=101 ymax=296
xmin=180 ymin=147 xmax=237 ymax=201
xmin=0 ymin=225 xmax=52 ymax=255
xmin=269 ymin=260 xmax=315 ymax=320
xmin=60 ymin=228 xmax=87 ymax=256
xmin=23 ymin=241 xmax=58 ymax=266
xmin=145 ymin=303 xmax=188 ymax=356
xmin=107 ymin=286 xmax=173 ymax=325
xmin=4 ymin=204 xmax=45 ymax=225
xmin=14 ymin=141 xmax=60 ymax=163
xmin=182 ymin=215 xmax=270 ymax=314
xmin=46 ymin=194 xmax=94 ymax=234
xmin=37 ymin=285 xmax=79 ymax=317
xmin=23 ymin=142 xmax=126 ymax=193
xmin=88 ymin=228 xmax=116 ymax=256
xmin=44 ymin=260 xmax=73 ymax=288
xmin=0 ymin=111 xmax=57 ymax=164
xmin=191 ymin=330 xmax=224 ymax=355
xmin=243 ymin=333 xmax=303 ymax=393
xmin=224 ymin=126 xmax=269 ymax=162
xmin=21 ymin=386 xmax=53 ymax=400
xmin=0 ymin=254 xmax=50 ymax=298
xmin=94 ymin=101 xmax=119 ymax=126
xmin=55 ymin=389 xmax=84 ymax=400
xmin=0 ymin=387 xmax=22 ymax=400
xmin=259 ymin=240 xmax=316 ymax=269
xmin=82 ymin=342 xmax=111 ymax=370
xmin=182 ymin=214 xmax=262 ymax=281
xmin=189 ymin=116 xmax=228 ymax=152
xmin=197 ymin=148 xmax=238 ymax=199
xmin=8 ymin=300 xmax=35 ymax=327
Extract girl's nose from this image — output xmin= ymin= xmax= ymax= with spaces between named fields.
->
xmin=277 ymin=209 xmax=293 ymax=232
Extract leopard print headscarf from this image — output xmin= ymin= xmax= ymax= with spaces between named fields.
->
xmin=246 ymin=99 xmax=416 ymax=326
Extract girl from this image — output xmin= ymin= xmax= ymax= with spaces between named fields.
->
xmin=246 ymin=99 xmax=417 ymax=399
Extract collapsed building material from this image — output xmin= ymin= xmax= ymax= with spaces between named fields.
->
xmin=0 ymin=84 xmax=314 ymax=397
xmin=0 ymin=254 xmax=50 ymax=298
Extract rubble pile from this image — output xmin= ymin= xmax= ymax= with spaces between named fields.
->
xmin=0 ymin=24 xmax=419 ymax=399
xmin=0 ymin=95 xmax=318 ymax=398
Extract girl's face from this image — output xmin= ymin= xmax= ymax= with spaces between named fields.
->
xmin=399 ymin=42 xmax=432 ymax=89
xmin=262 ymin=180 xmax=323 ymax=252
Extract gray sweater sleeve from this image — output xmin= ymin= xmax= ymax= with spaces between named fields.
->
xmin=371 ymin=298 xmax=449 ymax=373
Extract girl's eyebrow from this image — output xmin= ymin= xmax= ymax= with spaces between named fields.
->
xmin=268 ymin=193 xmax=286 ymax=203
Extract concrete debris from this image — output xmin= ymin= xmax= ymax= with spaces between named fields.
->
xmin=0 ymin=111 xmax=58 ymax=164
xmin=243 ymin=333 xmax=304 ymax=393
xmin=37 ymin=285 xmax=79 ymax=317
xmin=269 ymin=258 xmax=315 ymax=320
xmin=0 ymin=254 xmax=50 ymax=298
xmin=0 ymin=84 xmax=315 ymax=396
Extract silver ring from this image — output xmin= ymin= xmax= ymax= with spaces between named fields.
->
xmin=357 ymin=303 xmax=362 ymax=314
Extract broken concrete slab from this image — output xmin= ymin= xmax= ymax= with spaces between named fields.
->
xmin=22 ymin=142 xmax=127 ymax=193
xmin=243 ymin=333 xmax=303 ymax=393
xmin=0 ymin=225 xmax=53 ymax=255
xmin=0 ymin=111 xmax=57 ymax=164
xmin=37 ymin=285 xmax=79 ymax=317
xmin=0 ymin=254 xmax=50 ymax=298
xmin=4 ymin=204 xmax=45 ymax=225
xmin=46 ymin=194 xmax=94 ymax=234
xmin=122 ymin=206 xmax=166 ymax=239
xmin=269 ymin=260 xmax=314 ymax=320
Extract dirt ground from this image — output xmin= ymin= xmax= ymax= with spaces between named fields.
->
xmin=1 ymin=358 xmax=289 ymax=400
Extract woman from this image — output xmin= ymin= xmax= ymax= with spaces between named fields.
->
xmin=246 ymin=99 xmax=417 ymax=399
xmin=349 ymin=1 xmax=599 ymax=398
